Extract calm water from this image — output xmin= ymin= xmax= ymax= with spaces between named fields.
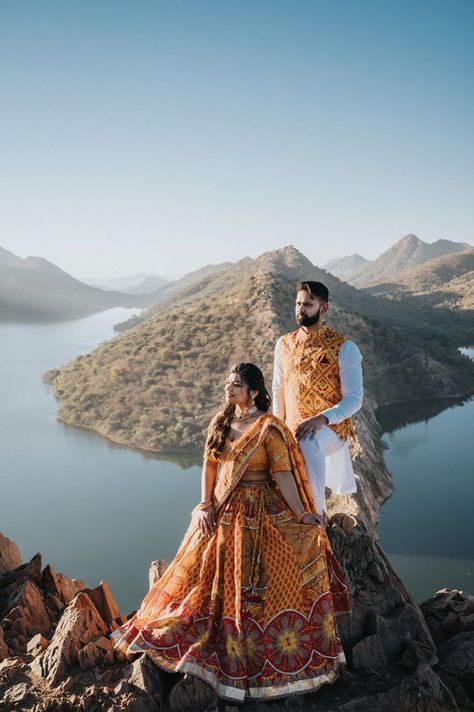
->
xmin=0 ymin=310 xmax=200 ymax=614
xmin=1 ymin=313 xmax=472 ymax=613
xmin=377 ymin=347 xmax=474 ymax=601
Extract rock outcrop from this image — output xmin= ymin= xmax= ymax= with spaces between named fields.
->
xmin=1 ymin=528 xmax=473 ymax=712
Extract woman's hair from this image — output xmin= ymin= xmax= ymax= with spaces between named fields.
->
xmin=205 ymin=362 xmax=271 ymax=461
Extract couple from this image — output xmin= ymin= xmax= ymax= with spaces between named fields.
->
xmin=112 ymin=280 xmax=363 ymax=703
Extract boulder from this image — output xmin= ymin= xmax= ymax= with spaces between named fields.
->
xmin=437 ymin=631 xmax=474 ymax=690
xmin=0 ymin=532 xmax=22 ymax=576
xmin=323 ymin=664 xmax=461 ymax=711
xmin=327 ymin=520 xmax=437 ymax=672
xmin=77 ymin=641 xmax=103 ymax=671
xmin=42 ymin=564 xmax=86 ymax=608
xmin=27 ymin=633 xmax=50 ymax=656
xmin=0 ymin=552 xmax=42 ymax=591
xmin=421 ymin=589 xmax=474 ymax=646
xmin=31 ymin=591 xmax=107 ymax=684
xmin=0 ymin=682 xmax=31 ymax=709
xmin=122 ymin=654 xmax=162 ymax=695
xmin=81 ymin=580 xmax=121 ymax=628
xmin=168 ymin=674 xmax=215 ymax=712
xmin=4 ymin=579 xmax=51 ymax=636
xmin=0 ymin=627 xmax=8 ymax=661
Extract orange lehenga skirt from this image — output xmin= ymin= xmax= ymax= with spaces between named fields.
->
xmin=112 ymin=415 xmax=351 ymax=702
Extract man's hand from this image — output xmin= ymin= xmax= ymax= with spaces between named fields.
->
xmin=295 ymin=414 xmax=329 ymax=441
xmin=299 ymin=512 xmax=324 ymax=527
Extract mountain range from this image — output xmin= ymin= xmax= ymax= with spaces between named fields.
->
xmin=324 ymin=234 xmax=471 ymax=286
xmin=363 ymin=248 xmax=474 ymax=310
xmin=82 ymin=273 xmax=171 ymax=295
xmin=4 ymin=234 xmax=472 ymax=323
xmin=0 ymin=247 xmax=230 ymax=322
xmin=0 ymin=247 xmax=144 ymax=321
xmin=44 ymin=245 xmax=474 ymax=527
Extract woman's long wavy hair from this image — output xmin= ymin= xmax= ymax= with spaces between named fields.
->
xmin=205 ymin=363 xmax=271 ymax=461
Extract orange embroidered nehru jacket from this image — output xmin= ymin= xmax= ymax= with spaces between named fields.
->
xmin=278 ymin=323 xmax=356 ymax=443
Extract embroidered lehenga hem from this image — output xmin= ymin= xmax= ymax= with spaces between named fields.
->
xmin=111 ymin=626 xmax=345 ymax=702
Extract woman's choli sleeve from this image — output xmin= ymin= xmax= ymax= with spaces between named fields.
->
xmin=204 ymin=417 xmax=220 ymax=463
xmin=265 ymin=427 xmax=292 ymax=476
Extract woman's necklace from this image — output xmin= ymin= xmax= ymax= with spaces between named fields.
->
xmin=234 ymin=404 xmax=259 ymax=420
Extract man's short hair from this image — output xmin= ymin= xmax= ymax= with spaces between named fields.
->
xmin=297 ymin=281 xmax=329 ymax=303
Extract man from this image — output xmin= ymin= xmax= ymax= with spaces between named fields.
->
xmin=272 ymin=281 xmax=363 ymax=515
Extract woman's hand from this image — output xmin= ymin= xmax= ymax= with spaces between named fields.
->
xmin=299 ymin=512 xmax=324 ymax=527
xmin=197 ymin=506 xmax=216 ymax=536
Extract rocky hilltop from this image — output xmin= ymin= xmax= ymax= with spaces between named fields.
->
xmin=44 ymin=246 xmax=474 ymax=529
xmin=1 ymin=525 xmax=473 ymax=712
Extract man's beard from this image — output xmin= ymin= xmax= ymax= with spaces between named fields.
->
xmin=296 ymin=307 xmax=321 ymax=327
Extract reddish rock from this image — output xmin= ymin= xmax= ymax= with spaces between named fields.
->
xmin=1 ymin=552 xmax=42 ymax=590
xmin=31 ymin=592 xmax=107 ymax=684
xmin=77 ymin=641 xmax=103 ymax=671
xmin=27 ymin=633 xmax=50 ymax=657
xmin=3 ymin=579 xmax=52 ymax=637
xmin=42 ymin=564 xmax=86 ymax=607
xmin=95 ymin=636 xmax=113 ymax=652
xmin=0 ymin=532 xmax=22 ymax=576
xmin=0 ymin=627 xmax=9 ymax=661
xmin=82 ymin=580 xmax=121 ymax=628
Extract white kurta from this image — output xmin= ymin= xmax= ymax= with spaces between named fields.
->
xmin=272 ymin=337 xmax=363 ymax=513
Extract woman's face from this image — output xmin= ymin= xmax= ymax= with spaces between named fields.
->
xmin=224 ymin=371 xmax=253 ymax=408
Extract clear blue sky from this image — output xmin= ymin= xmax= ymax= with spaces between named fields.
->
xmin=1 ymin=0 xmax=473 ymax=278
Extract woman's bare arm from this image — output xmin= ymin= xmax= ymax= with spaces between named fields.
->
xmin=198 ymin=458 xmax=218 ymax=536
xmin=201 ymin=458 xmax=218 ymax=503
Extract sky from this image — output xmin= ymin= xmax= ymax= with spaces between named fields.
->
xmin=0 ymin=0 xmax=473 ymax=279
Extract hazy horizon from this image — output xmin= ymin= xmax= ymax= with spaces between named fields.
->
xmin=2 ymin=233 xmax=473 ymax=282
xmin=1 ymin=1 xmax=473 ymax=279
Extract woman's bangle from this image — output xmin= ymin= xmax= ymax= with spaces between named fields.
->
xmin=198 ymin=501 xmax=213 ymax=511
xmin=297 ymin=510 xmax=310 ymax=523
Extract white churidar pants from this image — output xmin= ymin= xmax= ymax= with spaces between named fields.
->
xmin=298 ymin=425 xmax=357 ymax=514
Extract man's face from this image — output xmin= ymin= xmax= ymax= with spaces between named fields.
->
xmin=295 ymin=290 xmax=326 ymax=327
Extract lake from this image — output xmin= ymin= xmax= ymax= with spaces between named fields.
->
xmin=0 ymin=309 xmax=201 ymax=614
xmin=377 ymin=352 xmax=474 ymax=602
xmin=1 ymin=312 xmax=472 ymax=612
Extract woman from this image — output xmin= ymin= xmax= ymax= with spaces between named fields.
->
xmin=112 ymin=363 xmax=351 ymax=702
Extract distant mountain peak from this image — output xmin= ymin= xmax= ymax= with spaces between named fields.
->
xmin=0 ymin=246 xmax=24 ymax=267
xmin=399 ymin=233 xmax=421 ymax=244
xmin=323 ymin=253 xmax=370 ymax=281
xmin=349 ymin=234 xmax=471 ymax=286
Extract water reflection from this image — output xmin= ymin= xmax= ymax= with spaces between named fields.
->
xmin=377 ymin=396 xmax=469 ymax=434
xmin=378 ymin=348 xmax=474 ymax=601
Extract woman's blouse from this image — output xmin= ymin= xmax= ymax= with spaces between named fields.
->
xmin=207 ymin=427 xmax=291 ymax=476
